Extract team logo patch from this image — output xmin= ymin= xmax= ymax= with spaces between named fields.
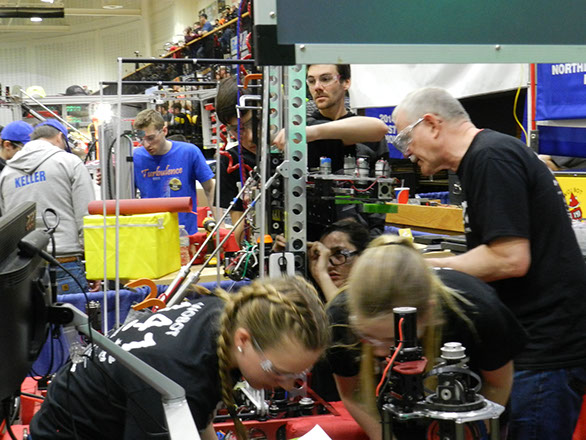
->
xmin=169 ymin=178 xmax=182 ymax=191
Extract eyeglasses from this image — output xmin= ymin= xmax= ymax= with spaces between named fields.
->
xmin=306 ymin=74 xmax=341 ymax=89
xmin=353 ymin=328 xmax=392 ymax=347
xmin=393 ymin=117 xmax=425 ymax=155
xmin=252 ymin=337 xmax=309 ymax=380
xmin=348 ymin=315 xmax=394 ymax=348
xmin=328 ymin=249 xmax=359 ymax=267
xmin=139 ymin=129 xmax=163 ymax=145
xmin=227 ymin=117 xmax=253 ymax=135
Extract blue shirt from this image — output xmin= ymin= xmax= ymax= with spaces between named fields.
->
xmin=134 ymin=141 xmax=214 ymax=234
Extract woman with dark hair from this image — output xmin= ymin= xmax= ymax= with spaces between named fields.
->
xmin=308 ymin=218 xmax=370 ymax=303
xmin=306 ymin=219 xmax=370 ymax=403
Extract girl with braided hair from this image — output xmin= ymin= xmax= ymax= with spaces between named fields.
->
xmin=325 ymin=235 xmax=527 ymax=439
xmin=31 ymin=276 xmax=330 ymax=440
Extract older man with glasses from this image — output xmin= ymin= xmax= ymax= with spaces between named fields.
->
xmin=133 ymin=109 xmax=215 ymax=235
xmin=392 ymin=86 xmax=586 ymax=440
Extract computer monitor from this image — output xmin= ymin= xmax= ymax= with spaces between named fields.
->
xmin=0 ymin=202 xmax=50 ymax=401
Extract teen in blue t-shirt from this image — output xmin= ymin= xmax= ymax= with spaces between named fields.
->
xmin=133 ymin=110 xmax=215 ymax=234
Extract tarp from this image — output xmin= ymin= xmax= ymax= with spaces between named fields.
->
xmin=350 ymin=64 xmax=527 ymax=108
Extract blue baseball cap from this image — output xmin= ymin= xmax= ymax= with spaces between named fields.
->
xmin=37 ymin=119 xmax=71 ymax=152
xmin=1 ymin=121 xmax=33 ymax=144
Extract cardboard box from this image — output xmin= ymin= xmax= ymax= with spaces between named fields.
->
xmin=84 ymin=212 xmax=181 ymax=280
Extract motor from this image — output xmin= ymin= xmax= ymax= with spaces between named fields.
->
xmin=379 ymin=307 xmax=505 ymax=440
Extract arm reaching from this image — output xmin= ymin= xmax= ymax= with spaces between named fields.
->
xmin=272 ymin=117 xmax=388 ymax=150
xmin=426 ymin=237 xmax=530 ymax=282
xmin=306 ymin=116 xmax=388 ymax=146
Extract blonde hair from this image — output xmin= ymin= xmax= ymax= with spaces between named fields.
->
xmin=347 ymin=235 xmax=474 ymax=370
xmin=212 ymin=276 xmax=330 ymax=440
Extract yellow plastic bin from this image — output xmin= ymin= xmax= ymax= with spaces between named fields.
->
xmin=83 ymin=212 xmax=180 ymax=280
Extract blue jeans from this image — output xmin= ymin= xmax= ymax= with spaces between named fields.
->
xmin=55 ymin=259 xmax=89 ymax=295
xmin=509 ymin=366 xmax=586 ymax=440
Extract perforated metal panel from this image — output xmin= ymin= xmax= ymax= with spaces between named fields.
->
xmin=283 ymin=65 xmax=307 ymax=267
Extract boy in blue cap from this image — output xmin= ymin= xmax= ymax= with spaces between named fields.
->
xmin=0 ymin=120 xmax=33 ymax=173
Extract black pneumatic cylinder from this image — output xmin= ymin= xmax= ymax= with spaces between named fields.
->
xmin=393 ymin=306 xmax=418 ymax=348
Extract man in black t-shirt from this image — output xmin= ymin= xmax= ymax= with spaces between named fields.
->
xmin=305 ymin=64 xmax=389 ymax=174
xmin=215 ymin=74 xmax=389 ymax=245
xmin=303 ymin=64 xmax=390 ymax=239
xmin=393 ymin=86 xmax=586 ymax=440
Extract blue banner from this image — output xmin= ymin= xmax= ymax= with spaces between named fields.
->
xmin=536 ymin=63 xmax=586 ymax=120
xmin=363 ymin=106 xmax=403 ymax=159
xmin=538 ymin=126 xmax=586 ymax=158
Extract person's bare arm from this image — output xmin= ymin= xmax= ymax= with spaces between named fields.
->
xmin=425 ymin=237 xmax=530 ymax=282
xmin=200 ymin=178 xmax=219 ymax=219
xmin=335 ymin=375 xmax=382 ymax=439
xmin=308 ymin=241 xmax=338 ymax=302
xmin=480 ymin=361 xmax=514 ymax=407
xmin=306 ymin=116 xmax=389 ymax=146
xmin=201 ymin=423 xmax=218 ymax=440
xmin=272 ymin=117 xmax=388 ymax=150
xmin=230 ymin=210 xmax=245 ymax=246
xmin=538 ymin=154 xmax=560 ymax=171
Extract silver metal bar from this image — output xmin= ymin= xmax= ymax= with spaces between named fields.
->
xmin=114 ymin=58 xmax=123 ymax=328
xmin=258 ymin=66 xmax=271 ymax=278
xmin=19 ymin=89 xmax=91 ymax=142
xmin=167 ymin=168 xmax=284 ymax=307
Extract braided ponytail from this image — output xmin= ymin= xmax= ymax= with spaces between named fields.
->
xmin=216 ymin=276 xmax=329 ymax=440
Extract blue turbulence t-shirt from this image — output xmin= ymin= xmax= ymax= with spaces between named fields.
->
xmin=133 ymin=141 xmax=214 ymax=234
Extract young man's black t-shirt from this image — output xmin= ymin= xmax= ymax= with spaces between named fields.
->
xmin=31 ymin=296 xmax=229 ymax=439
xmin=306 ymin=109 xmax=390 ymax=240
xmin=306 ymin=109 xmax=389 ymax=174
xmin=457 ymin=129 xmax=586 ymax=370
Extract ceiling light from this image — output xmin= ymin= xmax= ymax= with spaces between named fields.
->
xmin=40 ymin=0 xmax=55 ymax=3
xmin=30 ymin=17 xmax=43 ymax=22
xmin=102 ymin=1 xmax=123 ymax=9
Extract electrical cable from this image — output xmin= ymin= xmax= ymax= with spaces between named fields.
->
xmin=514 ymin=65 xmax=529 ymax=142
xmin=20 ymin=392 xmax=44 ymax=401
xmin=376 ymin=317 xmax=405 ymax=397
xmin=83 ymin=140 xmax=98 ymax=164
xmin=38 ymin=250 xmax=95 ymax=360
xmin=346 ymin=176 xmax=382 ymax=193
xmin=106 ymin=134 xmax=133 ymax=200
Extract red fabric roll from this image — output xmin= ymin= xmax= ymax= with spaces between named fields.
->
xmin=88 ymin=197 xmax=193 ymax=215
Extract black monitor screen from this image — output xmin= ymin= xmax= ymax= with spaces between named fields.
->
xmin=0 ymin=202 xmax=49 ymax=401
